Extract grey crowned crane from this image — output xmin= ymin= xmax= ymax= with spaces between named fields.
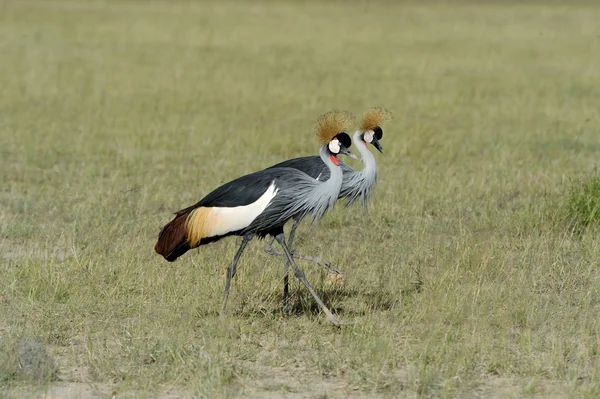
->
xmin=154 ymin=110 xmax=356 ymax=326
xmin=263 ymin=107 xmax=392 ymax=276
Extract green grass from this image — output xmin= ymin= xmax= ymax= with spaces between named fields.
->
xmin=566 ymin=175 xmax=600 ymax=233
xmin=1 ymin=0 xmax=600 ymax=397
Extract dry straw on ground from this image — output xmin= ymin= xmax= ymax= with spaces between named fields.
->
xmin=1 ymin=0 xmax=600 ymax=398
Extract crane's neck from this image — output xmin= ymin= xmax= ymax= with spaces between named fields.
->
xmin=285 ymin=145 xmax=345 ymax=226
xmin=336 ymin=130 xmax=378 ymax=208
xmin=319 ymin=144 xmax=344 ymax=194
xmin=353 ymin=130 xmax=377 ymax=173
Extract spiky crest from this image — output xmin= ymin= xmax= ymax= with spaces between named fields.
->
xmin=315 ymin=110 xmax=355 ymax=145
xmin=360 ymin=107 xmax=392 ymax=131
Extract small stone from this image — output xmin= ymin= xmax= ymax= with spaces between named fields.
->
xmin=0 ymin=339 xmax=58 ymax=382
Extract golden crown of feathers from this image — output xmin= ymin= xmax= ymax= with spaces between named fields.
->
xmin=315 ymin=110 xmax=355 ymax=145
xmin=360 ymin=107 xmax=392 ymax=131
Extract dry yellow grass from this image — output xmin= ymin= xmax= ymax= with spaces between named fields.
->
xmin=1 ymin=0 xmax=600 ymax=397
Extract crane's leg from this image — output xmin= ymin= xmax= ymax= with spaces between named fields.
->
xmin=264 ymin=221 xmax=344 ymax=275
xmin=280 ymin=219 xmax=301 ymax=315
xmin=266 ymin=219 xmax=306 ymax=315
xmin=274 ymin=233 xmax=352 ymax=326
xmin=281 ymin=219 xmax=305 ymax=314
xmin=221 ymin=233 xmax=253 ymax=316
xmin=282 ymin=260 xmax=290 ymax=316
xmin=287 ymin=218 xmax=301 ymax=249
xmin=263 ymin=236 xmax=290 ymax=313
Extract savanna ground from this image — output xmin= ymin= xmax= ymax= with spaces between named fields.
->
xmin=1 ymin=0 xmax=600 ymax=397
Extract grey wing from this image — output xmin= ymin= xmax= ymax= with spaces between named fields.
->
xmin=243 ymin=169 xmax=320 ymax=234
xmin=178 ymin=169 xmax=281 ymax=212
xmin=267 ymin=156 xmax=330 ymax=181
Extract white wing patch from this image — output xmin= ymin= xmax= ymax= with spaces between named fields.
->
xmin=206 ymin=183 xmax=278 ymax=237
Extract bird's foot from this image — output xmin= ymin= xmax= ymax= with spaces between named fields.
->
xmin=321 ymin=260 xmax=344 ymax=275
xmin=326 ymin=314 xmax=355 ymax=327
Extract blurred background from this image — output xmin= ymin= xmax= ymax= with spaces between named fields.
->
xmin=1 ymin=1 xmax=599 ymax=398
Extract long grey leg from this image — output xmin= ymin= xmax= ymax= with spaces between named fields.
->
xmin=281 ymin=219 xmax=302 ymax=313
xmin=270 ymin=219 xmax=301 ymax=314
xmin=288 ymin=219 xmax=344 ymax=274
xmin=264 ymin=236 xmax=290 ymax=313
xmin=282 ymin=260 xmax=290 ymax=315
xmin=221 ymin=233 xmax=253 ymax=315
xmin=264 ymin=221 xmax=344 ymax=275
xmin=287 ymin=218 xmax=301 ymax=250
xmin=274 ymin=233 xmax=351 ymax=326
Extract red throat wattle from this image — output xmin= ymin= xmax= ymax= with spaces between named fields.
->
xmin=329 ymin=154 xmax=339 ymax=166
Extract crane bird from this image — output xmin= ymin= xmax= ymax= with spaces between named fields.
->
xmin=263 ymin=107 xmax=392 ymax=280
xmin=154 ymin=110 xmax=356 ymax=326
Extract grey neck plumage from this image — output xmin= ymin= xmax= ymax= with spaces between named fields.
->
xmin=339 ymin=130 xmax=378 ymax=208
xmin=272 ymin=144 xmax=345 ymax=228
xmin=315 ymin=144 xmax=344 ymax=215
xmin=287 ymin=145 xmax=344 ymax=225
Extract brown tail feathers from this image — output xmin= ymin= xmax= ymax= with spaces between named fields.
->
xmin=154 ymin=211 xmax=192 ymax=262
xmin=155 ymin=205 xmax=218 ymax=262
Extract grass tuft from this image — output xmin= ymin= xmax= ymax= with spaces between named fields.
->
xmin=565 ymin=174 xmax=600 ymax=232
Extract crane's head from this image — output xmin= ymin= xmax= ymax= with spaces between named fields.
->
xmin=316 ymin=110 xmax=357 ymax=165
xmin=360 ymin=107 xmax=392 ymax=154
xmin=327 ymin=132 xmax=355 ymax=165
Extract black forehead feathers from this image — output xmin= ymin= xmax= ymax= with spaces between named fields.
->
xmin=373 ymin=126 xmax=383 ymax=140
xmin=334 ymin=132 xmax=352 ymax=148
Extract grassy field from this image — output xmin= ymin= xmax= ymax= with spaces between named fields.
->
xmin=1 ymin=0 xmax=600 ymax=397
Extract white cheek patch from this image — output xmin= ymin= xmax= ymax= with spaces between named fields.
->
xmin=364 ymin=131 xmax=374 ymax=143
xmin=328 ymin=139 xmax=341 ymax=154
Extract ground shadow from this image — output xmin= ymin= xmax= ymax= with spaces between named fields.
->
xmin=218 ymin=280 xmax=423 ymax=319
